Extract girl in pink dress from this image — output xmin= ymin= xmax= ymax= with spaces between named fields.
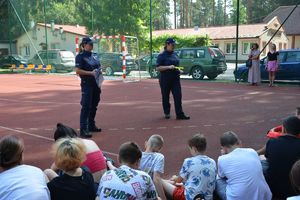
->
xmin=266 ymin=44 xmax=279 ymax=87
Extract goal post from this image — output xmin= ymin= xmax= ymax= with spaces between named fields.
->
xmin=75 ymin=35 xmax=141 ymax=82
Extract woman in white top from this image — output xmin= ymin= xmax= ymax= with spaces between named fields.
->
xmin=0 ymin=135 xmax=50 ymax=200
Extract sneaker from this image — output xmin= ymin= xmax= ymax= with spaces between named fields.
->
xmin=89 ymin=126 xmax=102 ymax=132
xmin=80 ymin=129 xmax=92 ymax=138
xmin=165 ymin=114 xmax=170 ymax=119
xmin=176 ymin=114 xmax=190 ymax=120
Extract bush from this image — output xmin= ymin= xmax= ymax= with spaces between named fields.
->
xmin=143 ymin=34 xmax=211 ymax=53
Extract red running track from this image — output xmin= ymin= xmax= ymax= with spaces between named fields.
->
xmin=0 ymin=74 xmax=299 ymax=177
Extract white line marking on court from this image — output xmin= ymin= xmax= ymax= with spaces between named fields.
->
xmin=108 ymin=128 xmax=119 ymax=131
xmin=30 ymin=128 xmax=38 ymax=130
xmin=269 ymin=118 xmax=277 ymax=121
xmin=45 ymin=128 xmax=53 ymax=131
xmin=157 ymin=127 xmax=167 ymax=129
xmin=142 ymin=128 xmax=151 ymax=130
xmin=188 ymin=125 xmax=198 ymax=128
xmin=218 ymin=124 xmax=226 ymax=126
xmin=204 ymin=124 xmax=212 ymax=127
xmin=15 ymin=128 xmax=24 ymax=130
xmin=173 ymin=126 xmax=182 ymax=129
xmin=245 ymin=121 xmax=255 ymax=124
xmin=0 ymin=125 xmax=118 ymax=157
xmin=0 ymin=125 xmax=54 ymax=142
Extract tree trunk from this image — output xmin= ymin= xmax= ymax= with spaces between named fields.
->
xmin=212 ymin=0 xmax=215 ymax=25
xmin=223 ymin=0 xmax=227 ymax=25
xmin=247 ymin=0 xmax=253 ymax=23
xmin=174 ymin=0 xmax=177 ymax=29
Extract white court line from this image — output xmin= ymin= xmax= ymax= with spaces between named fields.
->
xmin=0 ymin=125 xmax=118 ymax=157
xmin=0 ymin=125 xmax=53 ymax=141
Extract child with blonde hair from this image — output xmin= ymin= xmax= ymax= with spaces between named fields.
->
xmin=44 ymin=137 xmax=96 ymax=200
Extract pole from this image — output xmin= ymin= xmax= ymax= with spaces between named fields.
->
xmin=8 ymin=1 xmax=12 ymax=54
xmin=150 ymin=0 xmax=153 ymax=69
xmin=234 ymin=0 xmax=240 ymax=82
xmin=43 ymin=0 xmax=48 ymax=65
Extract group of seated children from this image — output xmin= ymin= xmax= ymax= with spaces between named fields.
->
xmin=0 ymin=112 xmax=300 ymax=200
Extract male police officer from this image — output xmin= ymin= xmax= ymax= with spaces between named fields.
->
xmin=75 ymin=37 xmax=102 ymax=138
xmin=156 ymin=38 xmax=190 ymax=120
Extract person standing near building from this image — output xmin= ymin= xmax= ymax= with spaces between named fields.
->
xmin=248 ymin=43 xmax=261 ymax=86
xmin=156 ymin=38 xmax=190 ymax=120
xmin=75 ymin=37 xmax=102 ymax=138
xmin=266 ymin=43 xmax=279 ymax=87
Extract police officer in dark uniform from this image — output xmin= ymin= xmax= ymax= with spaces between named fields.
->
xmin=156 ymin=38 xmax=190 ymax=120
xmin=75 ymin=37 xmax=102 ymax=138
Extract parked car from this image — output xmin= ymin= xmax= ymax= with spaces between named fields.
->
xmin=99 ymin=52 xmax=138 ymax=76
xmin=0 ymin=54 xmax=28 ymax=69
xmin=234 ymin=49 xmax=300 ymax=82
xmin=147 ymin=47 xmax=227 ymax=79
xmin=135 ymin=53 xmax=159 ymax=71
xmin=28 ymin=49 xmax=75 ymax=72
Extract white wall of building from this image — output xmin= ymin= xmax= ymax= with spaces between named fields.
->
xmin=16 ymin=25 xmax=82 ymax=59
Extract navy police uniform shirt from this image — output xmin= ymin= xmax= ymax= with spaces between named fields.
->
xmin=75 ymin=51 xmax=101 ymax=83
xmin=156 ymin=50 xmax=180 ymax=76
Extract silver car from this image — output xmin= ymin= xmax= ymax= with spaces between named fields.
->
xmin=29 ymin=50 xmax=75 ymax=72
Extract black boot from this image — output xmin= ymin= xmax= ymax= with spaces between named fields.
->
xmin=89 ymin=125 xmax=102 ymax=132
xmin=80 ymin=129 xmax=92 ymax=138
xmin=176 ymin=114 xmax=190 ymax=120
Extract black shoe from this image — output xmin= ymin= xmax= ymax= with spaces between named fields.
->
xmin=80 ymin=129 xmax=92 ymax=138
xmin=89 ymin=126 xmax=102 ymax=132
xmin=176 ymin=114 xmax=190 ymax=120
xmin=165 ymin=114 xmax=170 ymax=119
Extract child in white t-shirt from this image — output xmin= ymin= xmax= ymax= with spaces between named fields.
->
xmin=97 ymin=142 xmax=159 ymax=200
xmin=161 ymin=134 xmax=217 ymax=200
xmin=139 ymin=134 xmax=166 ymax=200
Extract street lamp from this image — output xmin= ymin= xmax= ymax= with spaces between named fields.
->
xmin=235 ymin=0 xmax=240 ymax=82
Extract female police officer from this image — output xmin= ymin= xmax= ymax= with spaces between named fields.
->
xmin=156 ymin=38 xmax=190 ymax=120
xmin=75 ymin=37 xmax=102 ymax=138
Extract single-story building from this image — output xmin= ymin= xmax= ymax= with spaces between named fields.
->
xmin=153 ymin=17 xmax=289 ymax=61
xmin=264 ymin=5 xmax=300 ymax=49
xmin=17 ymin=23 xmax=87 ymax=59
xmin=0 ymin=40 xmax=17 ymax=56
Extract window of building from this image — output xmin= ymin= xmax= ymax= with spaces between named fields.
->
xmin=279 ymin=43 xmax=282 ymax=50
xmin=225 ymin=43 xmax=236 ymax=54
xmin=24 ymin=44 xmax=30 ymax=56
xmin=243 ymin=42 xmax=256 ymax=55
xmin=284 ymin=43 xmax=287 ymax=49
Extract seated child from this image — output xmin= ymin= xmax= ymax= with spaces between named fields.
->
xmin=161 ymin=134 xmax=216 ymax=200
xmin=51 ymin=123 xmax=107 ymax=183
xmin=45 ymin=137 xmax=96 ymax=200
xmin=140 ymin=134 xmax=166 ymax=200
